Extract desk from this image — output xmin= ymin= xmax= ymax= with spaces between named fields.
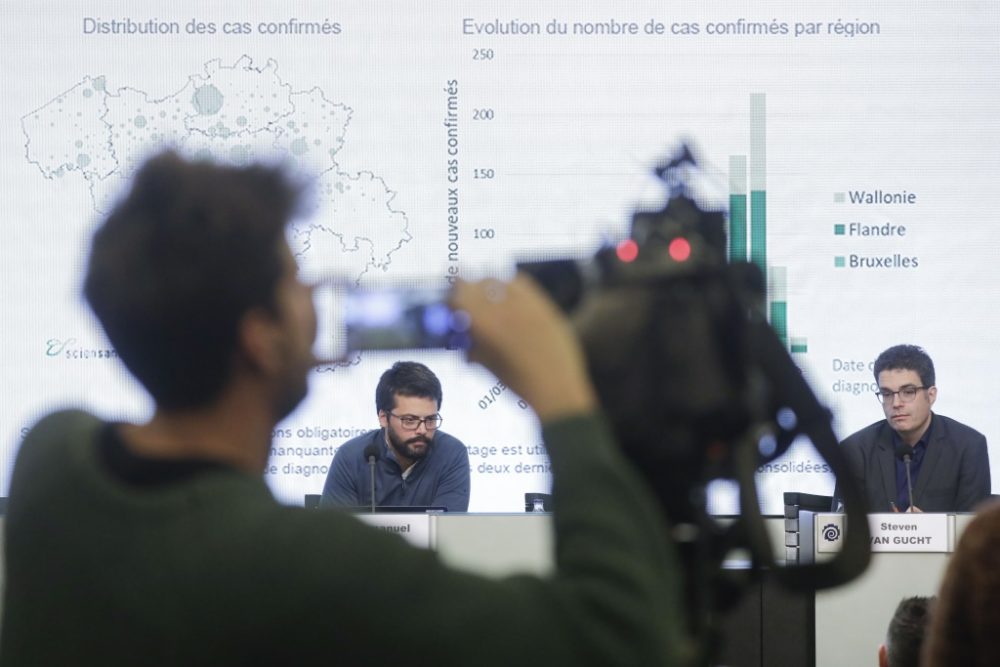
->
xmin=413 ymin=513 xmax=807 ymax=667
xmin=3 ymin=509 xmax=958 ymax=666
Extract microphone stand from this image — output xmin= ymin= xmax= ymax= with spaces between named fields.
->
xmin=895 ymin=442 xmax=915 ymax=512
xmin=363 ymin=441 xmax=381 ymax=513
xmin=368 ymin=454 xmax=377 ymax=513
xmin=903 ymin=450 xmax=914 ymax=512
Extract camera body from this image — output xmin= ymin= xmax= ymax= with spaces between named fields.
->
xmin=514 ymin=147 xmax=872 ymax=652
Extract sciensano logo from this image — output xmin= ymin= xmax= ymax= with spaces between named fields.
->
xmin=45 ymin=337 xmax=118 ymax=360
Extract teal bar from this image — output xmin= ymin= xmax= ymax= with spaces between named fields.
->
xmin=770 ymin=300 xmax=788 ymax=347
xmin=750 ymin=190 xmax=767 ymax=273
xmin=729 ymin=194 xmax=747 ymax=262
xmin=790 ymin=337 xmax=808 ymax=354
xmin=729 ymin=154 xmax=747 ymax=263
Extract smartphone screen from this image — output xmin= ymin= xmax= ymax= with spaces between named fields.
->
xmin=312 ymin=284 xmax=470 ymax=362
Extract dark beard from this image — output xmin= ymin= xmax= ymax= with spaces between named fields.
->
xmin=386 ymin=429 xmax=432 ymax=462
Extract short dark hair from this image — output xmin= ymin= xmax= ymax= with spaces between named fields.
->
xmin=885 ymin=596 xmax=934 ymax=667
xmin=375 ymin=362 xmax=443 ymax=414
xmin=873 ymin=345 xmax=936 ymax=387
xmin=83 ymin=151 xmax=302 ymax=409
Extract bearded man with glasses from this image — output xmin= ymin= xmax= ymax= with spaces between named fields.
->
xmin=835 ymin=344 xmax=990 ymax=513
xmin=322 ymin=361 xmax=471 ymax=511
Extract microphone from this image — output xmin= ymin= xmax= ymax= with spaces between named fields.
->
xmin=895 ymin=442 xmax=915 ymax=512
xmin=364 ymin=442 xmax=381 ymax=513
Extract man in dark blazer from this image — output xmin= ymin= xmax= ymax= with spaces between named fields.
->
xmin=838 ymin=344 xmax=991 ymax=513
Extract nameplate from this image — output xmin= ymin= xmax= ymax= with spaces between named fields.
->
xmin=814 ymin=512 xmax=949 ymax=553
xmin=357 ymin=513 xmax=433 ymax=549
xmin=867 ymin=513 xmax=948 ymax=552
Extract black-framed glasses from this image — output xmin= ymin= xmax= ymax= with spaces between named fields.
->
xmin=875 ymin=386 xmax=928 ymax=404
xmin=388 ymin=412 xmax=443 ymax=431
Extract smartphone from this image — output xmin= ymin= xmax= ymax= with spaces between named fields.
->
xmin=312 ymin=284 xmax=471 ymax=361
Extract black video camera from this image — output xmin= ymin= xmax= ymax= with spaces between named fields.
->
xmin=517 ymin=145 xmax=871 ymax=646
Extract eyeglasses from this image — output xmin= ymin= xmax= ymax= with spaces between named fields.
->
xmin=388 ymin=412 xmax=443 ymax=431
xmin=875 ymin=386 xmax=928 ymax=404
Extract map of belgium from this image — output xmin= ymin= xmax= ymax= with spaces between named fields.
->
xmin=21 ymin=55 xmax=410 ymax=281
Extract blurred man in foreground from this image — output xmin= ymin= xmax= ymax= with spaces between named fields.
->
xmin=923 ymin=501 xmax=1000 ymax=666
xmin=0 ymin=152 xmax=688 ymax=666
xmin=879 ymin=596 xmax=934 ymax=667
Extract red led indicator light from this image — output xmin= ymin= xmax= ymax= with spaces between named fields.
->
xmin=668 ymin=237 xmax=692 ymax=262
xmin=616 ymin=239 xmax=639 ymax=263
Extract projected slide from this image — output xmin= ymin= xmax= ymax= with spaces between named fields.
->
xmin=2 ymin=2 xmax=998 ymax=512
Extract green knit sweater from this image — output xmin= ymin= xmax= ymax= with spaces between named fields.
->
xmin=1 ymin=409 xmax=687 ymax=666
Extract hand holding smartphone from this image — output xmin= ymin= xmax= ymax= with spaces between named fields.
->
xmin=312 ymin=283 xmax=471 ymax=362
